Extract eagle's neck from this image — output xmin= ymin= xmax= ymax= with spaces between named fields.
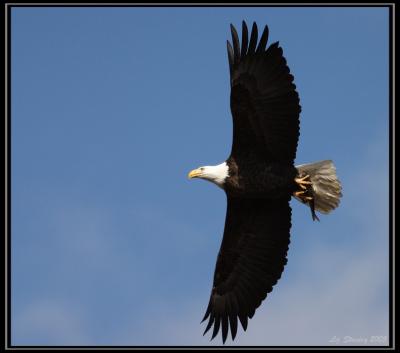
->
xmin=203 ymin=162 xmax=229 ymax=188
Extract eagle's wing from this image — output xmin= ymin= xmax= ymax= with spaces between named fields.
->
xmin=202 ymin=196 xmax=292 ymax=343
xmin=228 ymin=21 xmax=301 ymax=163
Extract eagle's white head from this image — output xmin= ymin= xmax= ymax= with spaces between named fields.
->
xmin=188 ymin=162 xmax=229 ymax=188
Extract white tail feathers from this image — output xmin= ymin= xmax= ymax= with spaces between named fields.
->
xmin=295 ymin=160 xmax=342 ymax=215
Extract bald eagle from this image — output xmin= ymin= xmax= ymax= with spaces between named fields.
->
xmin=188 ymin=22 xmax=342 ymax=343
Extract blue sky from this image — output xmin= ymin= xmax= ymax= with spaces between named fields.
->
xmin=11 ymin=6 xmax=389 ymax=346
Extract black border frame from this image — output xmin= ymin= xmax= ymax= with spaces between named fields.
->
xmin=4 ymin=2 xmax=395 ymax=350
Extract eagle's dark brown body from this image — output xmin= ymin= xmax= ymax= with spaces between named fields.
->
xmin=225 ymin=156 xmax=298 ymax=198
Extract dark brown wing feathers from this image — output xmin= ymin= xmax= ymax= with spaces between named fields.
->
xmin=202 ymin=197 xmax=292 ymax=343
xmin=256 ymin=24 xmax=269 ymax=53
xmin=240 ymin=21 xmax=248 ymax=60
xmin=248 ymin=22 xmax=258 ymax=55
xmin=230 ymin=24 xmax=241 ymax=65
xmin=228 ymin=21 xmax=301 ymax=162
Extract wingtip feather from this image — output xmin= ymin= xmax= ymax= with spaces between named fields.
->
xmin=238 ymin=314 xmax=248 ymax=331
xmin=256 ymin=24 xmax=269 ymax=53
xmin=211 ymin=316 xmax=221 ymax=340
xmin=240 ymin=20 xmax=249 ymax=59
xmin=227 ymin=40 xmax=234 ymax=76
xmin=221 ymin=315 xmax=229 ymax=344
xmin=248 ymin=22 xmax=258 ymax=54
xmin=203 ymin=314 xmax=214 ymax=336
xmin=230 ymin=23 xmax=240 ymax=64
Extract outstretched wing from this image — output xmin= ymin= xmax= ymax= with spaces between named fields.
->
xmin=228 ymin=21 xmax=301 ymax=163
xmin=202 ymin=196 xmax=292 ymax=343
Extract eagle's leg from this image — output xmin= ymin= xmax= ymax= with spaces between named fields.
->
xmin=293 ymin=175 xmax=320 ymax=222
xmin=294 ymin=174 xmax=312 ymax=190
xmin=293 ymin=175 xmax=313 ymax=203
xmin=294 ymin=190 xmax=312 ymax=201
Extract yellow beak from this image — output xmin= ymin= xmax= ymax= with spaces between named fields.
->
xmin=188 ymin=168 xmax=203 ymax=179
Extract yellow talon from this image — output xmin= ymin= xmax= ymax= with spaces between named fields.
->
xmin=295 ymin=174 xmax=312 ymax=189
xmin=294 ymin=190 xmax=305 ymax=197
